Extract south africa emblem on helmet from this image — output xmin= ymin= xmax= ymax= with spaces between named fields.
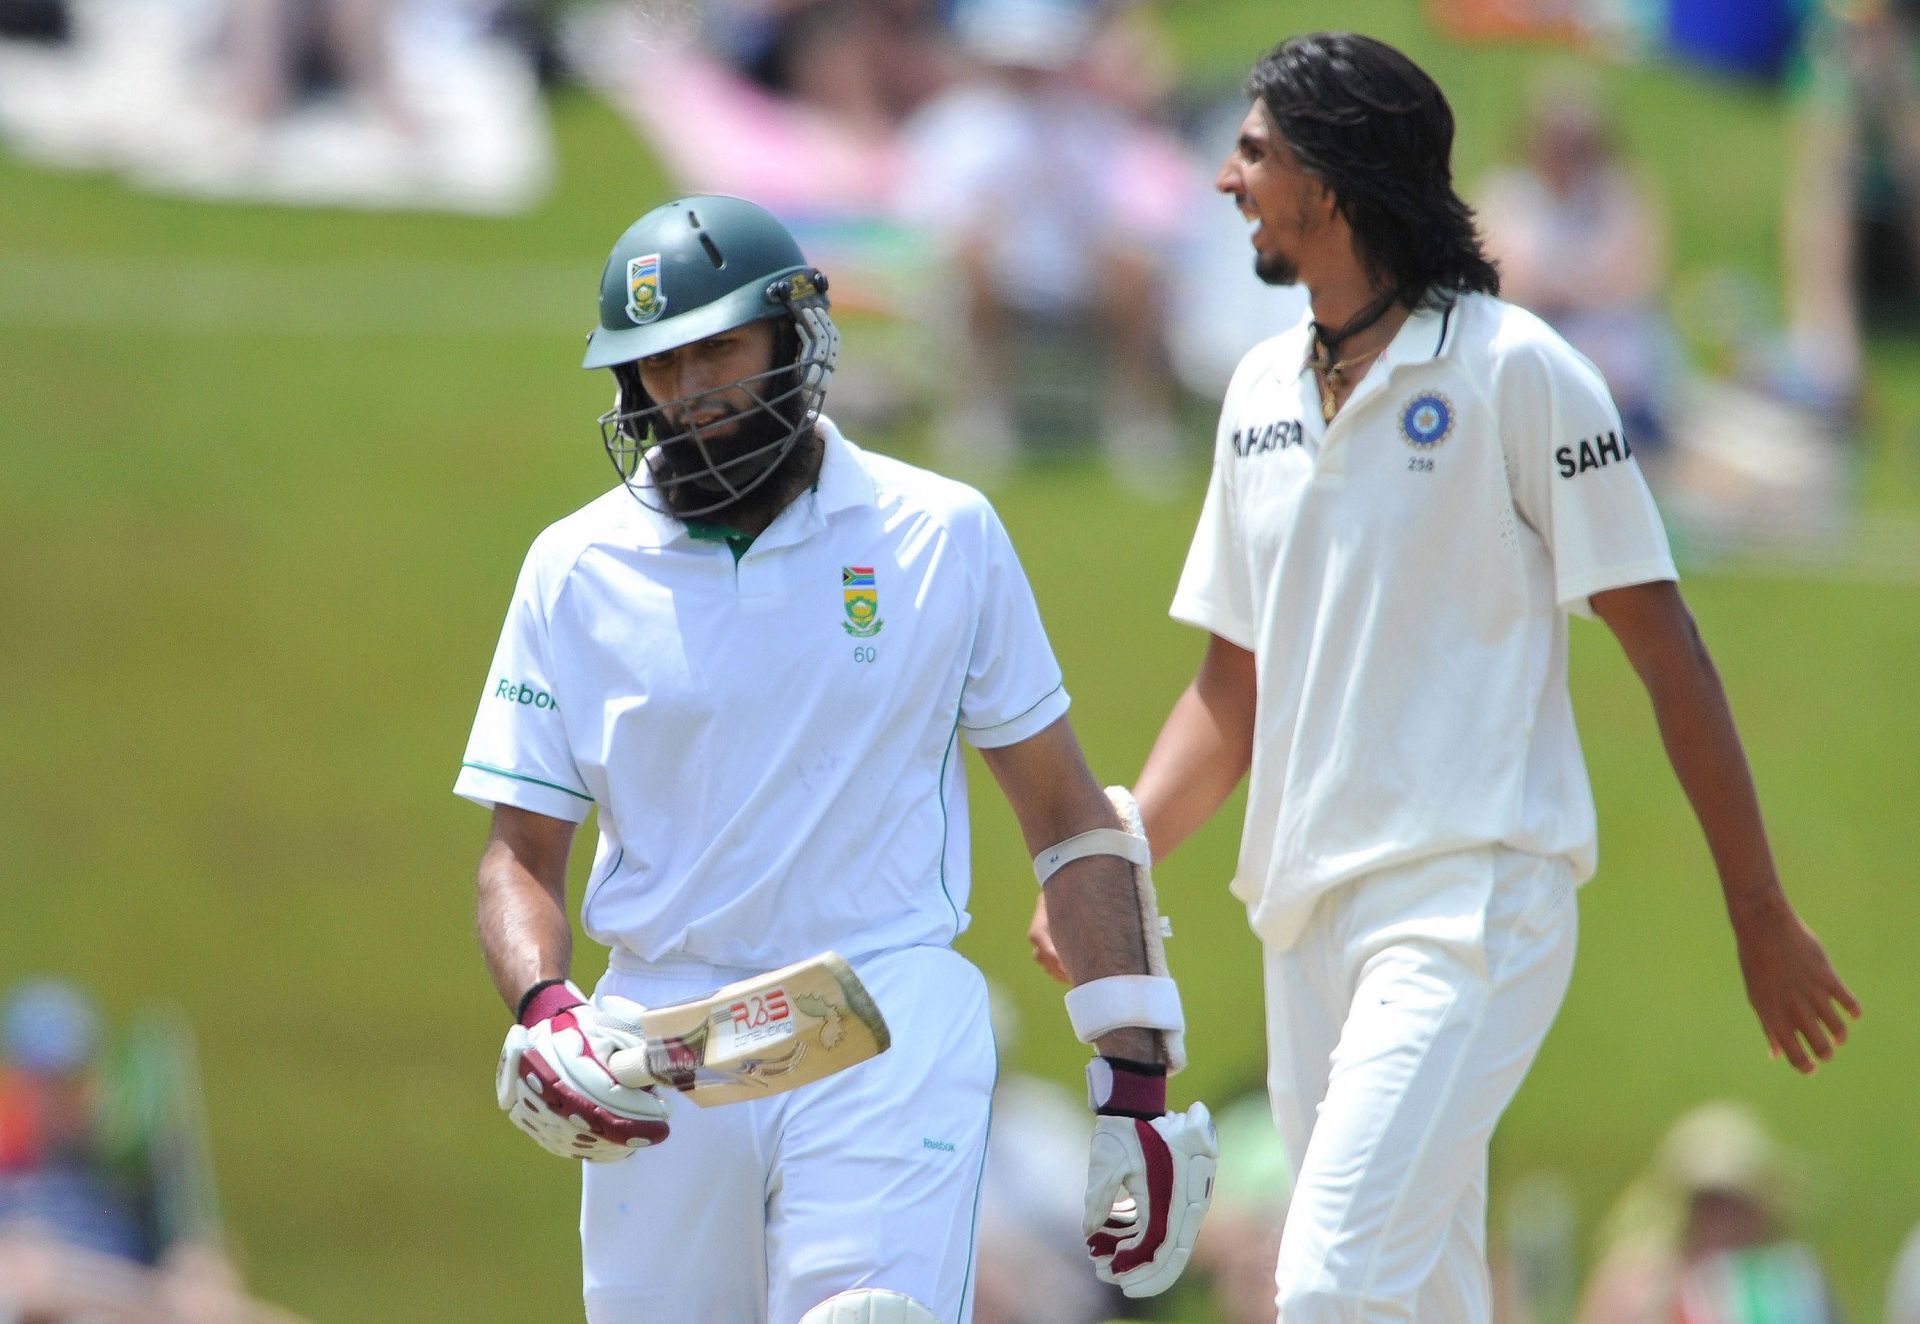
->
xmin=841 ymin=566 xmax=882 ymax=637
xmin=1400 ymin=392 xmax=1454 ymax=448
xmin=626 ymin=253 xmax=666 ymax=325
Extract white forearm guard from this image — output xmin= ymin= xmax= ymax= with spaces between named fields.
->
xmin=1065 ymin=975 xmax=1184 ymax=1044
xmin=1033 ymin=825 xmax=1150 ymax=884
xmin=1035 ymin=786 xmax=1187 ymax=1072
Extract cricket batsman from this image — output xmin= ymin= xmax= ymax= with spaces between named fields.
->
xmin=454 ymin=195 xmax=1215 ymax=1324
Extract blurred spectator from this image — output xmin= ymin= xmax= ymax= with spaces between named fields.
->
xmin=562 ymin=0 xmax=901 ymax=218
xmin=1478 ymin=69 xmax=1679 ymax=459
xmin=221 ymin=0 xmax=412 ymax=131
xmin=0 ymin=0 xmax=551 ymax=213
xmin=1187 ymin=1089 xmax=1292 ymax=1324
xmin=704 ymin=0 xmax=958 ymax=140
xmin=1890 ymin=1221 xmax=1920 ymax=1324
xmin=1078 ymin=0 xmax=1176 ymax=118
xmin=0 ymin=978 xmax=305 ymax=1324
xmin=894 ymin=0 xmax=1191 ymax=491
xmin=1574 ymin=1101 xmax=1842 ymax=1324
xmin=1781 ymin=0 xmax=1920 ymax=428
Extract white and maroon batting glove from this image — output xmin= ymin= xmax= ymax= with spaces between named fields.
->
xmin=1082 ymin=1057 xmax=1216 ymax=1298
xmin=495 ymin=980 xmax=670 ymax=1163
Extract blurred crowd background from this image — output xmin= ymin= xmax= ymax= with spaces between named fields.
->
xmin=10 ymin=0 xmax=1920 ymax=525
xmin=3 ymin=0 xmax=1917 ymax=1321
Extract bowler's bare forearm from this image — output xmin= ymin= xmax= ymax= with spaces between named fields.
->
xmin=1134 ymin=634 xmax=1258 ymax=859
xmin=1591 ymin=583 xmax=1779 ymax=910
xmin=1594 ymin=579 xmax=1860 ymax=1070
xmin=476 ymin=804 xmax=578 ymax=1012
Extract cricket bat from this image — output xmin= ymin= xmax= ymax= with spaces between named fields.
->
xmin=603 ymin=951 xmax=890 ymax=1107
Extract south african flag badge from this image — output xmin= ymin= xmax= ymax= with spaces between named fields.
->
xmin=842 ymin=566 xmax=882 ymax=637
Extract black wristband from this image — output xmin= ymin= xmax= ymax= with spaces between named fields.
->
xmin=515 ymin=977 xmax=571 ymax=1025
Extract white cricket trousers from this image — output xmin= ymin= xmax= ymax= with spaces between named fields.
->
xmin=579 ymin=944 xmax=996 ymax=1324
xmin=1265 ymin=847 xmax=1578 ymax=1324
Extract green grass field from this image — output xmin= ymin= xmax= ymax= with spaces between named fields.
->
xmin=3 ymin=2 xmax=1918 ymax=1319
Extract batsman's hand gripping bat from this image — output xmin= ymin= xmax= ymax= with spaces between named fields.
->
xmin=600 ymin=951 xmax=890 ymax=1107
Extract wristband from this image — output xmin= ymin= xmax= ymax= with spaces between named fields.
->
xmin=1087 ymin=1056 xmax=1167 ymax=1118
xmin=516 ymin=978 xmax=585 ymax=1028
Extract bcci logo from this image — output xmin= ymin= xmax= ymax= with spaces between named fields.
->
xmin=841 ymin=566 xmax=882 ymax=637
xmin=626 ymin=253 xmax=666 ymax=325
xmin=1400 ymin=392 xmax=1454 ymax=448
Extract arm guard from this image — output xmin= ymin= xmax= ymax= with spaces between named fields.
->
xmin=1034 ymin=786 xmax=1186 ymax=1072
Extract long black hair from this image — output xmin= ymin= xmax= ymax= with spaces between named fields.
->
xmin=1246 ymin=32 xmax=1500 ymax=308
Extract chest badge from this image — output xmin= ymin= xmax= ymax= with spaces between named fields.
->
xmin=842 ymin=566 xmax=883 ymax=637
xmin=1400 ymin=392 xmax=1455 ymax=449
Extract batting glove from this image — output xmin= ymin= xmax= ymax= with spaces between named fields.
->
xmin=1082 ymin=1057 xmax=1216 ymax=1298
xmin=495 ymin=981 xmax=671 ymax=1162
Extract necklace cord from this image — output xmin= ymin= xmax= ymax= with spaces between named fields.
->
xmin=1307 ymin=287 xmax=1401 ymax=422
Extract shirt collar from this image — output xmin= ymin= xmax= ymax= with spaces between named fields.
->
xmin=1378 ymin=298 xmax=1460 ymax=371
xmin=810 ymin=415 xmax=876 ymax=519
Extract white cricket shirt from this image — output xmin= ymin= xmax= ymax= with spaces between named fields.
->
xmin=1172 ymin=294 xmax=1675 ymax=950
xmin=455 ymin=418 xmax=1070 ymax=970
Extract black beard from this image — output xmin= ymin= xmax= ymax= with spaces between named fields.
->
xmin=1255 ymin=250 xmax=1299 ymax=286
xmin=651 ymin=401 xmax=794 ymax=514
xmin=657 ymin=417 xmax=822 ymax=528
xmin=694 ymin=426 xmax=823 ymax=530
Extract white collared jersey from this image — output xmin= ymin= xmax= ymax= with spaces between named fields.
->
xmin=1172 ymin=293 xmax=1675 ymax=950
xmin=454 ymin=419 xmax=1070 ymax=970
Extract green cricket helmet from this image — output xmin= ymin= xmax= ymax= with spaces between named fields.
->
xmin=585 ymin=195 xmax=839 ymax=518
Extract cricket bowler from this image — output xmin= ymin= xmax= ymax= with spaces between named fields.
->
xmin=1032 ymin=32 xmax=1860 ymax=1324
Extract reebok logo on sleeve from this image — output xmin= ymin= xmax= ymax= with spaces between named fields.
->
xmin=493 ymin=678 xmax=559 ymax=711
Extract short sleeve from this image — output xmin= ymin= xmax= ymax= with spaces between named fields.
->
xmin=1501 ymin=336 xmax=1676 ymax=618
xmin=453 ymin=548 xmax=595 ymax=822
xmin=1169 ymin=360 xmax=1261 ymax=647
xmin=957 ymin=501 xmax=1070 ymax=749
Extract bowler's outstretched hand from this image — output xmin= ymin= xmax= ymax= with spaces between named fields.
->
xmin=1731 ymin=890 xmax=1861 ymax=1074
